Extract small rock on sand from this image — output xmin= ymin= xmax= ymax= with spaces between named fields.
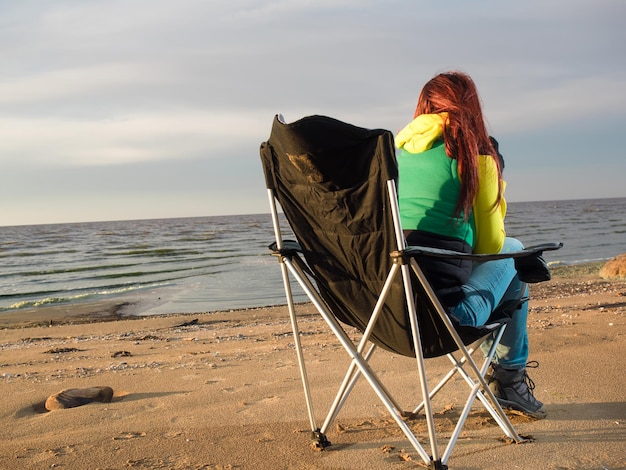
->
xmin=599 ymin=253 xmax=626 ymax=280
xmin=45 ymin=386 xmax=114 ymax=411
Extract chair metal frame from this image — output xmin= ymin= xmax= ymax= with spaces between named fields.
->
xmin=267 ymin=179 xmax=528 ymax=469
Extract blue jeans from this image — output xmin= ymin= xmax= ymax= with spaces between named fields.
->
xmin=451 ymin=237 xmax=529 ymax=369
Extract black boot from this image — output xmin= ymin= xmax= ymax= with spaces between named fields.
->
xmin=486 ymin=361 xmax=547 ymax=419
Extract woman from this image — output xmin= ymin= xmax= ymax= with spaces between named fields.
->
xmin=395 ymin=71 xmax=546 ymax=419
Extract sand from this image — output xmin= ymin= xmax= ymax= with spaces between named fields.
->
xmin=1 ymin=265 xmax=625 ymax=469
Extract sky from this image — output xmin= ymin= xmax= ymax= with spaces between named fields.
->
xmin=1 ymin=0 xmax=625 ymax=227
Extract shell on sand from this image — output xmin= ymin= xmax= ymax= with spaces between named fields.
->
xmin=45 ymin=386 xmax=114 ymax=411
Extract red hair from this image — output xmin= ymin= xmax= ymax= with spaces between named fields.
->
xmin=414 ymin=71 xmax=502 ymax=219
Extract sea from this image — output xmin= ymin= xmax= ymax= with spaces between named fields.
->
xmin=1 ymin=197 xmax=625 ymax=319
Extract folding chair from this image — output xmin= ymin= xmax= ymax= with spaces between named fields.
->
xmin=260 ymin=114 xmax=561 ymax=469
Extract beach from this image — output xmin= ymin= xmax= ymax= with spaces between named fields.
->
xmin=1 ymin=264 xmax=625 ymax=469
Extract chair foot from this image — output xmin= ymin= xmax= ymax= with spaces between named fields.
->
xmin=429 ymin=458 xmax=448 ymax=470
xmin=310 ymin=429 xmax=331 ymax=451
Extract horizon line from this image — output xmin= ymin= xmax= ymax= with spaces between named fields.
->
xmin=2 ymin=195 xmax=626 ymax=229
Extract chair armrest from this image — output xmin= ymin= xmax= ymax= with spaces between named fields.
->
xmin=403 ymin=242 xmax=562 ymax=262
xmin=403 ymin=242 xmax=563 ymax=283
xmin=269 ymin=240 xmax=303 ymax=255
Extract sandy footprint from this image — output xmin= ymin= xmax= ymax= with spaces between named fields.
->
xmin=112 ymin=431 xmax=147 ymax=440
xmin=237 ymin=395 xmax=282 ymax=415
xmin=240 ymin=395 xmax=281 ymax=407
xmin=14 ymin=444 xmax=83 ymax=466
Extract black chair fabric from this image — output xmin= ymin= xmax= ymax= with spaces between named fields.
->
xmin=260 ymin=115 xmax=499 ymax=357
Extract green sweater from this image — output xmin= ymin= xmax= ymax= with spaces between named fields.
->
xmin=397 ymin=139 xmax=475 ymax=247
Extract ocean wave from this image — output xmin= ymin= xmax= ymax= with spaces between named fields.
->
xmin=2 ymin=282 xmax=172 ymax=311
xmin=547 ymin=256 xmax=612 ymax=267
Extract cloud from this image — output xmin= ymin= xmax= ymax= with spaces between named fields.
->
xmin=1 ymin=0 xmax=625 ymax=226
xmin=484 ymin=75 xmax=626 ymax=135
xmin=0 ymin=63 xmax=162 ymax=106
xmin=0 ymin=110 xmax=269 ymax=166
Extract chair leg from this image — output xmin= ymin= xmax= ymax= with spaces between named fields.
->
xmin=322 ymin=262 xmax=410 ymax=434
xmin=411 ymin=345 xmax=478 ymax=415
xmin=444 ymin=327 xmax=523 ymax=443
xmin=320 ymin=308 xmax=434 ymax=464
xmin=280 ymin=257 xmax=435 ymax=463
xmin=280 ymin=260 xmax=318 ymax=433
xmin=320 ymin=343 xmax=378 ymax=435
xmin=442 ymin=334 xmax=518 ymax=462
xmin=400 ymin=263 xmax=443 ymax=464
